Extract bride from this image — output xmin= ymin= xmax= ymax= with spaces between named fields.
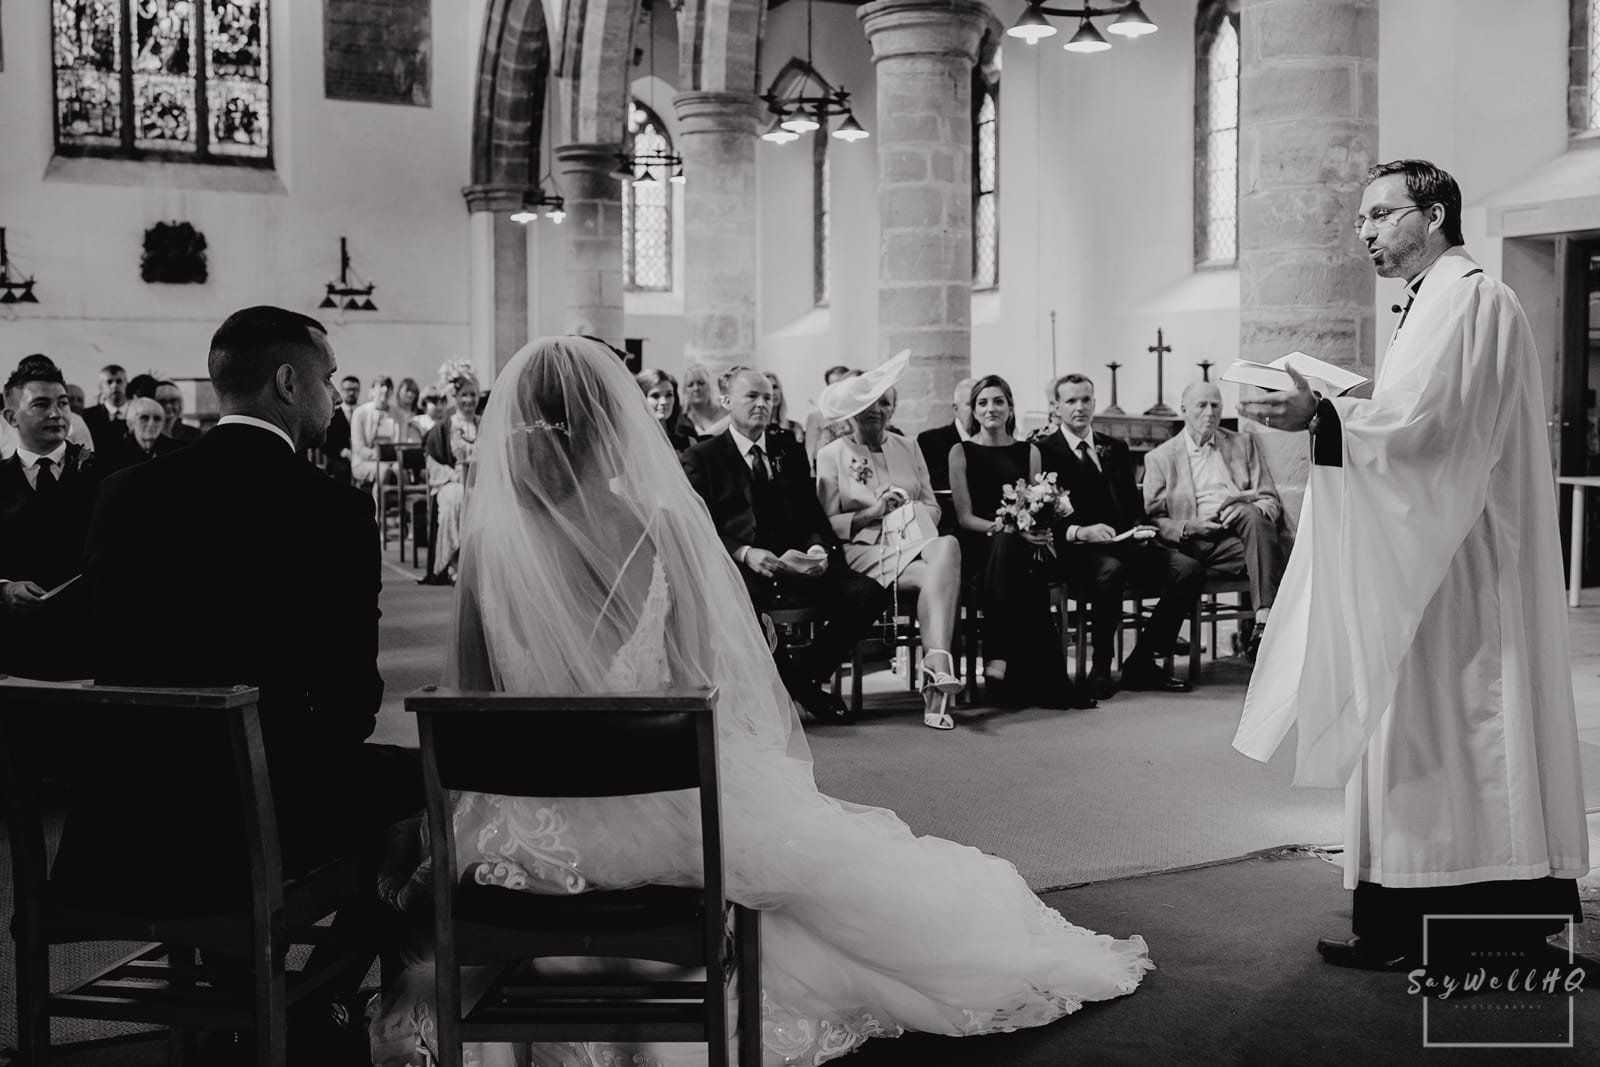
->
xmin=372 ymin=337 xmax=1153 ymax=1066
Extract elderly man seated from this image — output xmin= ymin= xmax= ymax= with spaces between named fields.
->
xmin=682 ymin=366 xmax=887 ymax=724
xmin=1142 ymin=381 xmax=1286 ymax=660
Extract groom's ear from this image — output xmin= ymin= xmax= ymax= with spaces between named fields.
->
xmin=272 ymin=363 xmax=297 ymax=403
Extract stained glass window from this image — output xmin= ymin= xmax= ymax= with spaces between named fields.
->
xmin=53 ymin=0 xmax=271 ymax=165
xmin=814 ymin=134 xmax=830 ymax=307
xmin=1195 ymin=10 xmax=1239 ymax=266
xmin=973 ymin=84 xmax=999 ymax=291
xmin=622 ymin=103 xmax=673 ymax=292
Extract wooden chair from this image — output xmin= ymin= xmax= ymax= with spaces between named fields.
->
xmin=0 ymin=681 xmax=383 ymax=1067
xmin=766 ymin=606 xmax=857 ymax=713
xmin=1059 ymin=581 xmax=1197 ymax=685
xmin=377 ymin=443 xmax=429 ymax=556
xmin=406 ymin=686 xmax=761 ymax=1067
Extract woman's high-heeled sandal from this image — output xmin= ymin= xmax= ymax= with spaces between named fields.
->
xmin=918 ymin=649 xmax=963 ymax=695
xmin=923 ymin=687 xmax=956 ymax=730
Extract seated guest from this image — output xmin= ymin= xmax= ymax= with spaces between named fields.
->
xmin=636 ymin=367 xmax=694 ymax=451
xmin=804 ymin=364 xmax=855 ymax=469
xmin=674 ymin=361 xmax=728 ymax=439
xmin=395 ymin=377 xmax=428 ymax=444
xmin=125 ymin=372 xmax=161 ymax=401
xmin=950 ymin=376 xmax=1095 ymax=710
xmin=104 ymin=396 xmax=183 ymax=471
xmin=65 ymin=382 xmax=86 ymax=415
xmin=351 ymin=374 xmax=401 ymax=485
xmin=154 ymin=379 xmax=203 ymax=444
xmin=81 ymin=362 xmax=128 ymax=453
xmin=1143 ymin=382 xmax=1285 ymax=660
xmin=61 ymin=307 xmax=420 ymax=1046
xmin=415 ymin=385 xmax=447 ymax=436
xmin=1038 ymin=373 xmax=1205 ymax=698
xmin=815 ymin=354 xmax=965 ymax=729
xmin=916 ymin=375 xmax=976 ymax=532
xmin=766 ymin=371 xmax=807 ymax=449
xmin=682 ymin=366 xmax=887 ymax=723
xmin=0 ymin=356 xmax=95 ymax=459
xmin=0 ymin=356 xmax=101 ymax=679
xmin=418 ymin=373 xmax=480 ymax=586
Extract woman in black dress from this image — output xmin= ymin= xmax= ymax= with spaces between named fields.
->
xmin=949 ymin=375 xmax=1093 ymax=709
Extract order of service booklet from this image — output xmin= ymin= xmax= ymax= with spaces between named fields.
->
xmin=1219 ymin=351 xmax=1369 ymax=396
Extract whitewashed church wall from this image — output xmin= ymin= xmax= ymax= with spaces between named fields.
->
xmin=0 ymin=0 xmax=478 ymax=395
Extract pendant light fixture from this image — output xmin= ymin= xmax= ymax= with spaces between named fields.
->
xmin=760 ymin=0 xmax=870 ymax=145
xmin=615 ymin=0 xmax=685 ymax=185
xmin=1006 ymin=1 xmax=1158 ymax=53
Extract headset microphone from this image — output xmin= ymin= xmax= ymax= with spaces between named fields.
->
xmin=1391 ymin=304 xmax=1403 ymax=314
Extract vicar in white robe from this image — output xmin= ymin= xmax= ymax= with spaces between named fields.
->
xmin=1234 ymin=160 xmax=1589 ymax=970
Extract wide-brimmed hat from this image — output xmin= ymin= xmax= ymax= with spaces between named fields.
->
xmin=817 ymin=349 xmax=911 ymax=422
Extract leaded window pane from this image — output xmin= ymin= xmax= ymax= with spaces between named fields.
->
xmin=623 ymin=104 xmax=673 ymax=292
xmin=52 ymin=0 xmax=271 ymax=165
xmin=814 ymin=138 xmax=830 ymax=306
xmin=54 ymin=0 xmax=124 ymax=147
xmin=206 ymin=0 xmax=271 ymax=158
xmin=1197 ymin=17 xmax=1239 ymax=266
xmin=973 ymin=88 xmax=998 ymax=291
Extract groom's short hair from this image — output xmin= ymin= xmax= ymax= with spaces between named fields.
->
xmin=208 ymin=306 xmax=327 ymax=400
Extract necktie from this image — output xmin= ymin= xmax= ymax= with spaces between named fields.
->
xmin=35 ymin=457 xmax=56 ymax=494
xmin=1077 ymin=440 xmax=1094 ymax=469
xmin=749 ymin=444 xmax=771 ymax=492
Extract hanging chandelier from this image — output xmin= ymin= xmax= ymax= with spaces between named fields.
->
xmin=1007 ymin=1 xmax=1157 ymax=53
xmin=510 ymin=177 xmax=566 ymax=224
xmin=759 ymin=0 xmax=869 ymax=145
xmin=614 ymin=0 xmax=685 ymax=186
xmin=0 ymin=228 xmax=40 ymax=304
xmin=318 ymin=237 xmax=377 ymax=311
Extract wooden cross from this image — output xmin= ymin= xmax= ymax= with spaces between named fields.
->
xmin=1144 ymin=328 xmax=1176 ymax=417
xmin=1197 ymin=358 xmax=1214 ymax=383
xmin=1103 ymin=361 xmax=1125 ymax=414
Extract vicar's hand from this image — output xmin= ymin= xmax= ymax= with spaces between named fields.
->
xmin=743 ymin=547 xmax=783 ymax=578
xmin=1075 ymin=523 xmax=1118 ymax=544
xmin=1237 ymin=365 xmax=1317 ymax=431
xmin=0 ymin=580 xmax=47 ymax=612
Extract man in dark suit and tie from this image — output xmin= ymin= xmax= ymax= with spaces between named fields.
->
xmin=323 ymin=373 xmax=361 ymax=484
xmin=58 ymin=307 xmax=421 ymax=1048
xmin=79 ymin=362 xmax=129 ymax=454
xmin=916 ymin=375 xmax=975 ymax=533
xmin=682 ymin=367 xmax=886 ymax=723
xmin=1038 ymin=373 xmax=1204 ymax=699
xmin=0 ymin=356 xmax=102 ymax=680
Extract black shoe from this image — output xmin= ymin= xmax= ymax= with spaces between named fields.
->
xmin=1088 ymin=670 xmax=1118 ymax=701
xmin=795 ymin=684 xmax=854 ymax=724
xmin=1120 ymin=659 xmax=1192 ymax=692
xmin=1316 ymin=936 xmax=1415 ymax=971
xmin=416 ymin=571 xmax=454 ymax=587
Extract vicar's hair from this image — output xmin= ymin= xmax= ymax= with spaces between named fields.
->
xmin=6 ymin=354 xmax=65 ymax=406
xmin=967 ymin=374 xmax=1017 ymax=437
xmin=1366 ymin=160 xmax=1464 ymax=246
xmin=208 ymin=306 xmax=328 ymax=401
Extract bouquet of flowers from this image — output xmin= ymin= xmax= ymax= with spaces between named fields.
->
xmin=992 ymin=472 xmax=1073 ymax=553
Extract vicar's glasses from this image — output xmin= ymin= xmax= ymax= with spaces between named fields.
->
xmin=1352 ymin=203 xmax=1425 ymax=236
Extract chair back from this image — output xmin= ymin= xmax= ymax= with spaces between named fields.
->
xmin=399 ymin=443 xmax=426 ymax=479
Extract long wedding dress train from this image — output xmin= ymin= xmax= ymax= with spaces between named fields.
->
xmin=368 ymin=338 xmax=1152 ymax=1067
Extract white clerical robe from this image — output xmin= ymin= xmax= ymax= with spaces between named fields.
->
xmin=1234 ymin=250 xmax=1590 ymax=891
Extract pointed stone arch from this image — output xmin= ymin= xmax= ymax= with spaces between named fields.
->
xmin=471 ymin=0 xmax=552 ymax=193
xmin=678 ymin=0 xmax=766 ymax=93
xmin=558 ymin=0 xmax=642 ymax=147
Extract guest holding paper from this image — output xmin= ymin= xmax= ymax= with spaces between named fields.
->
xmin=950 ymin=375 xmax=1095 ymax=710
xmin=682 ymin=366 xmax=886 ymax=723
xmin=815 ymin=352 xmax=964 ymax=729
xmin=0 ymin=356 xmax=102 ymax=679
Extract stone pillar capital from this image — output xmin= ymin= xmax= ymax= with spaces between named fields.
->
xmin=553 ymin=142 xmax=623 ymax=175
xmin=461 ymin=183 xmax=533 ymax=214
xmin=858 ymin=0 xmax=989 ymax=63
xmin=671 ymin=91 xmax=767 ymax=138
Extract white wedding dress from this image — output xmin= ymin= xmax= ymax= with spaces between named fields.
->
xmin=369 ymin=337 xmax=1153 ymax=1067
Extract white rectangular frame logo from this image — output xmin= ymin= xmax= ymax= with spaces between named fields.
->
xmin=1420 ymin=914 xmax=1578 ymax=1049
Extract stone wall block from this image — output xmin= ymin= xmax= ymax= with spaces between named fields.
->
xmin=880 ymin=284 xmax=947 ymax=327
xmin=1238 ymin=184 xmax=1358 ymax=251
xmin=1357 ymin=61 xmax=1379 ymax=121
xmin=1238 ymin=311 xmax=1366 ymax=368
xmin=884 ymin=232 xmax=956 ymax=282
xmin=884 ymin=149 xmax=931 ymax=182
xmin=1240 ymin=61 xmax=1355 ymax=125
xmin=882 ymin=186 xmax=947 ymax=229
xmin=1252 ymin=119 xmax=1374 ymax=188
xmin=1245 ymin=248 xmax=1376 ymax=310
xmin=1254 ymin=1 xmax=1378 ymax=61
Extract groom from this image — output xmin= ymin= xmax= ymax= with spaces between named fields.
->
xmin=683 ymin=367 xmax=886 ymax=723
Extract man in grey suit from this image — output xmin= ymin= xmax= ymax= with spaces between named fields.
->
xmin=1143 ymin=381 xmax=1286 ymax=659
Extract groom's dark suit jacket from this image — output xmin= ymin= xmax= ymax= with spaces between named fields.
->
xmin=53 ymin=423 xmax=415 ymax=908
xmin=1034 ymin=428 xmax=1147 ymax=533
xmin=680 ymin=429 xmax=836 ymax=559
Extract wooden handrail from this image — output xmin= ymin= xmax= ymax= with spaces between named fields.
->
xmin=0 ymin=679 xmax=259 ymax=709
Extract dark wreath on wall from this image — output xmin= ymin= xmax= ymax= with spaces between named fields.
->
xmin=141 ymin=221 xmax=208 ymax=284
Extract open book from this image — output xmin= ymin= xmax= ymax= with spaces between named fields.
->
xmin=1219 ymin=351 xmax=1369 ymax=397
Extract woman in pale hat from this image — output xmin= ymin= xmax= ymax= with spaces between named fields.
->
xmin=815 ymin=352 xmax=965 ymax=729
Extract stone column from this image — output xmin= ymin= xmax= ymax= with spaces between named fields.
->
xmin=462 ymin=183 xmax=532 ymax=380
xmin=673 ymin=91 xmax=766 ymax=376
xmin=554 ymin=143 xmax=625 ymax=345
xmin=1238 ymin=0 xmax=1377 ymax=531
xmin=859 ymin=0 xmax=987 ymax=436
